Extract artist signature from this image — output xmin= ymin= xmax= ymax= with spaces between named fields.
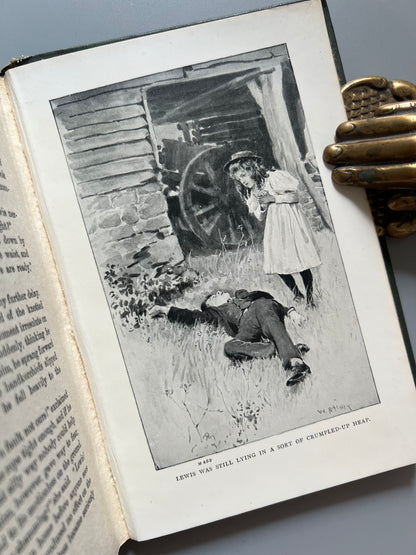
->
xmin=317 ymin=403 xmax=352 ymax=416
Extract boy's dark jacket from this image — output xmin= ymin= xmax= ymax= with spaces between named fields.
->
xmin=167 ymin=289 xmax=289 ymax=337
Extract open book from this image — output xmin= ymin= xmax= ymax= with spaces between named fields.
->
xmin=1 ymin=0 xmax=416 ymax=552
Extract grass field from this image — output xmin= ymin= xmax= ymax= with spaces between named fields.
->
xmin=119 ymin=229 xmax=379 ymax=469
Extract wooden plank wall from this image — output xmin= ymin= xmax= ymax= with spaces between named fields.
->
xmin=52 ymin=83 xmax=184 ymax=270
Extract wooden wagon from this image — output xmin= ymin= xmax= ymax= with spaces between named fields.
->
xmin=146 ymin=69 xmax=281 ymax=253
xmin=145 ymin=65 xmax=327 ymax=254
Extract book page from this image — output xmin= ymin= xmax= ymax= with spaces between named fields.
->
xmin=0 ymin=82 xmax=127 ymax=554
xmin=5 ymin=0 xmax=416 ymax=541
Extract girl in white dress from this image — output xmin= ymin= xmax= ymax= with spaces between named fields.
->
xmin=225 ymin=151 xmax=321 ymax=305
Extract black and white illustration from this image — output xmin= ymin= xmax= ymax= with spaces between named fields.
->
xmin=51 ymin=45 xmax=379 ymax=469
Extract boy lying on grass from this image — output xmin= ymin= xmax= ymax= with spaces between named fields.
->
xmin=150 ymin=288 xmax=311 ymax=386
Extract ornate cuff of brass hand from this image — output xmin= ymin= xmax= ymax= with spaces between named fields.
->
xmin=323 ymin=76 xmax=416 ymax=237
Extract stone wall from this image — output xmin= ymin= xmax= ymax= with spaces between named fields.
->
xmin=52 ymin=83 xmax=184 ymax=271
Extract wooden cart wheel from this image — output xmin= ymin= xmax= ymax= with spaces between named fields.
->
xmin=178 ymin=145 xmax=261 ymax=248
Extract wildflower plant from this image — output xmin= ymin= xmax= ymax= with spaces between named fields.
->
xmin=103 ymin=263 xmax=199 ymax=330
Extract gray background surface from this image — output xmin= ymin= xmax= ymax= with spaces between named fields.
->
xmin=1 ymin=1 xmax=415 ymax=553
